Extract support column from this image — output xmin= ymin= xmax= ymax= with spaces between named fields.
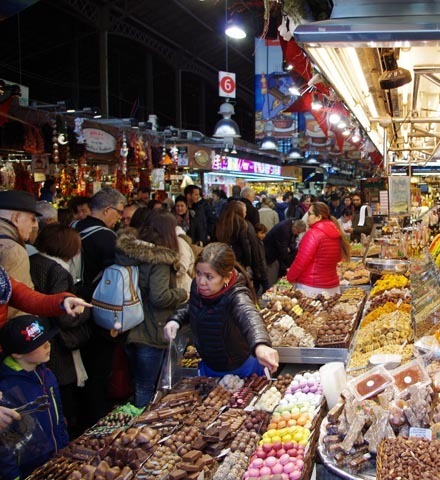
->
xmin=199 ymin=77 xmax=206 ymax=133
xmin=175 ymin=68 xmax=182 ymax=128
xmin=72 ymin=31 xmax=80 ymax=108
xmin=145 ymin=52 xmax=154 ymax=115
xmin=98 ymin=6 xmax=109 ymax=118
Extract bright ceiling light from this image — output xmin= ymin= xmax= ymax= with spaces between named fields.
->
xmin=289 ymin=85 xmax=301 ymax=96
xmin=260 ymin=121 xmax=278 ymax=151
xmin=308 ymin=47 xmax=383 ymax=154
xmin=306 ymin=156 xmax=319 ymax=164
xmin=329 ymin=112 xmax=341 ymax=124
xmin=311 ymin=94 xmax=323 ymax=110
xmin=213 ymin=101 xmax=241 ymax=138
xmin=225 ymin=20 xmax=246 ymax=39
xmin=351 ymin=128 xmax=361 ymax=143
xmin=337 ymin=120 xmax=347 ymax=129
xmin=287 ymin=147 xmax=303 ymax=159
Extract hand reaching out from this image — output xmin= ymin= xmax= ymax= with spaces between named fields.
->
xmin=255 ymin=344 xmax=279 ymax=373
xmin=63 ymin=297 xmax=92 ymax=316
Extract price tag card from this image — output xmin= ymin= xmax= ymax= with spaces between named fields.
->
xmin=409 ymin=427 xmax=432 ymax=440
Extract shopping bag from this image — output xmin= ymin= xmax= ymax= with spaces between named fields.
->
xmin=157 ymin=340 xmax=182 ymax=391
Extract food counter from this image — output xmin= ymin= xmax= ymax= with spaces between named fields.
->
xmin=317 ymin=253 xmax=440 ymax=480
xmin=260 ymin=281 xmax=367 ymax=366
xmin=25 ymin=371 xmax=326 ymax=480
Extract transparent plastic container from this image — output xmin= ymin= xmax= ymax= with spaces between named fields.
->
xmin=390 ymin=358 xmax=431 ymax=395
xmin=348 ymin=365 xmax=394 ymax=400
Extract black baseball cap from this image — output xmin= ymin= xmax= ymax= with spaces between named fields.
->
xmin=0 ymin=315 xmax=59 ymax=355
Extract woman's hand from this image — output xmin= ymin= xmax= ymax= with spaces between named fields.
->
xmin=255 ymin=344 xmax=279 ymax=373
xmin=163 ymin=321 xmax=180 ymax=341
xmin=63 ymin=297 xmax=92 ymax=316
xmin=0 ymin=406 xmax=20 ymax=432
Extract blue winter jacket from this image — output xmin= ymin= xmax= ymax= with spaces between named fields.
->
xmin=0 ymin=357 xmax=69 ymax=479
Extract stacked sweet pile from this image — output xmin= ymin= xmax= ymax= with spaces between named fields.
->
xmin=348 ymin=274 xmax=414 ymax=372
xmin=320 ymin=358 xmax=440 ymax=476
xmin=350 ymin=243 xmax=381 ymax=258
xmin=260 ymin=286 xmax=366 ymax=348
xmin=242 ymin=371 xmax=324 ymax=480
xmin=26 ymin=373 xmax=325 ymax=480
xmin=338 ymin=259 xmax=370 ymax=286
xmin=179 ymin=345 xmax=201 ymax=369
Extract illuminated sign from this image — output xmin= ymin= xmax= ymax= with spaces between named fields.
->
xmin=212 ymin=155 xmax=281 ymax=176
xmin=83 ymin=128 xmax=116 ymax=154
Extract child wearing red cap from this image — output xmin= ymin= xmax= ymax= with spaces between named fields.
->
xmin=0 ymin=315 xmax=69 ymax=479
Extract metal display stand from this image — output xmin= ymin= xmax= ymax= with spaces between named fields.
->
xmin=276 ymin=346 xmax=349 ymax=364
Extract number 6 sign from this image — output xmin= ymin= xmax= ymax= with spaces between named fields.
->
xmin=219 ymin=71 xmax=236 ymax=98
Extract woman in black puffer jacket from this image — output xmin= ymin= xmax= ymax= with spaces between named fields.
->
xmin=164 ymin=243 xmax=279 ymax=377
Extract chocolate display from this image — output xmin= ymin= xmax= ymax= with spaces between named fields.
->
xmin=27 ymin=373 xmax=324 ymax=480
xmin=260 ymin=286 xmax=366 ymax=348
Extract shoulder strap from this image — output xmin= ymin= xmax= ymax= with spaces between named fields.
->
xmin=79 ymin=225 xmax=115 ymax=240
xmin=0 ymin=234 xmax=17 ymax=242
xmin=125 ymin=265 xmax=140 ymax=300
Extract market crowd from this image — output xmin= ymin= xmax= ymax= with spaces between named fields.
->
xmin=0 ymin=181 xmax=374 ymax=478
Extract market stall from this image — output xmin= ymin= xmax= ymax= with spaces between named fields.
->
xmin=317 ymin=251 xmax=440 ymax=479
xmin=24 ymin=370 xmax=326 ymax=480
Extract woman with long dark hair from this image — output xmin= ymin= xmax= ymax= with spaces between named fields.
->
xmin=293 ymin=194 xmax=312 ymax=220
xmin=115 ymin=209 xmax=187 ymax=406
xmin=214 ymin=200 xmax=252 ymax=268
xmin=29 ymin=223 xmax=91 ymax=436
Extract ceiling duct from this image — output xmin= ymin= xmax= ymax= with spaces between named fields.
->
xmin=294 ymin=0 xmax=440 ymax=167
xmin=294 ymin=1 xmax=440 ymax=47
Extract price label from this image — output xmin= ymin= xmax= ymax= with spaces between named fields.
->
xmin=219 ymin=71 xmax=236 ymax=98
xmin=409 ymin=427 xmax=432 ymax=440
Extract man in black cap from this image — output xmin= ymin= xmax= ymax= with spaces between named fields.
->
xmin=0 ymin=191 xmax=40 ymax=318
xmin=328 ymin=193 xmax=343 ymax=219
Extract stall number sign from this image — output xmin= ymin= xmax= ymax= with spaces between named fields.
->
xmin=219 ymin=71 xmax=236 ymax=98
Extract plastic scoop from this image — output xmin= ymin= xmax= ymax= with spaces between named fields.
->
xmin=348 ymin=353 xmax=402 ymax=373
xmin=368 ymin=353 xmax=402 ymax=369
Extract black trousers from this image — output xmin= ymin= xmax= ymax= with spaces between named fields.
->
xmin=78 ymin=328 xmax=117 ymax=429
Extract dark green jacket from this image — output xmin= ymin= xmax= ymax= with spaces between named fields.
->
xmin=114 ymin=228 xmax=187 ymax=348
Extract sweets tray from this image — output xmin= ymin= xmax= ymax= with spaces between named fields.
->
xmin=317 ymin=417 xmax=376 ymax=480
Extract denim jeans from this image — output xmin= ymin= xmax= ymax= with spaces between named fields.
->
xmin=198 ymin=355 xmax=264 ymax=378
xmin=125 ymin=343 xmax=165 ymax=407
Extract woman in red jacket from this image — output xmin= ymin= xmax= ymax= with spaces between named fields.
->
xmin=286 ymin=202 xmax=350 ymax=296
xmin=0 ymin=266 xmax=90 ymax=328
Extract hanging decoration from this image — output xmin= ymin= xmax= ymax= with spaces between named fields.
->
xmin=51 ymin=118 xmax=60 ymax=164
xmin=13 ymin=162 xmax=35 ymax=194
xmin=120 ymin=131 xmax=129 ymax=175
xmin=170 ymin=145 xmax=179 ymax=164
xmin=160 ymin=143 xmax=173 ymax=166
xmin=74 ymin=117 xmax=86 ymax=144
xmin=59 ymin=164 xmax=77 ymax=197
xmin=0 ymin=161 xmax=16 ymax=190
xmin=76 ymin=155 xmax=88 ymax=196
xmin=130 ymin=133 xmax=147 ymax=167
xmin=23 ymin=125 xmax=45 ymax=154
xmin=59 ymin=121 xmax=70 ymax=165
